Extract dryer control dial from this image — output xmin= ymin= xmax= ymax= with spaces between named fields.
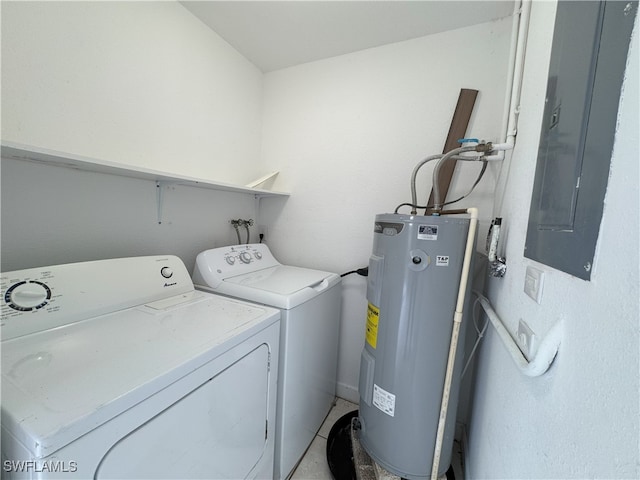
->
xmin=5 ymin=281 xmax=52 ymax=311
xmin=239 ymin=252 xmax=252 ymax=264
xmin=160 ymin=267 xmax=173 ymax=279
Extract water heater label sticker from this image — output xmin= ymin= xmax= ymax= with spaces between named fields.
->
xmin=418 ymin=225 xmax=438 ymax=240
xmin=373 ymin=384 xmax=396 ymax=417
xmin=366 ymin=303 xmax=379 ymax=349
xmin=436 ymin=255 xmax=450 ymax=266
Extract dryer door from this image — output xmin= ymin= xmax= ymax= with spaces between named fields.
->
xmin=96 ymin=344 xmax=271 ymax=479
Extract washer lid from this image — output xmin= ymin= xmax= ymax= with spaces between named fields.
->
xmin=221 ymin=266 xmax=340 ymax=309
xmin=0 ymin=291 xmax=279 ymax=459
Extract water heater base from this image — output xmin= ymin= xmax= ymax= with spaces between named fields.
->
xmin=325 ymin=410 xmax=455 ymax=480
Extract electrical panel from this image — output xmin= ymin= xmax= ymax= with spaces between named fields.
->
xmin=524 ymin=1 xmax=637 ymax=280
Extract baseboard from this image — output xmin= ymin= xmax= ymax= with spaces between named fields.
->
xmin=336 ymin=381 xmax=360 ymax=404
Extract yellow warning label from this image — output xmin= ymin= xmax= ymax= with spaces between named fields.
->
xmin=366 ymin=303 xmax=380 ymax=349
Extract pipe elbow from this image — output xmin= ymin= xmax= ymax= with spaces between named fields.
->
xmin=489 ymin=141 xmax=514 ymax=152
xmin=474 ymin=292 xmax=562 ymax=378
xmin=521 ymin=321 xmax=562 ymax=377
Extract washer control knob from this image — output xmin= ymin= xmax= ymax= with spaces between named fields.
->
xmin=225 ymin=256 xmax=236 ymax=265
xmin=160 ymin=267 xmax=173 ymax=279
xmin=254 ymin=251 xmax=263 ymax=260
xmin=5 ymin=281 xmax=51 ymax=311
xmin=239 ymin=252 xmax=252 ymax=264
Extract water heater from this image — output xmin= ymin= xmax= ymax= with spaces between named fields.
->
xmin=358 ymin=213 xmax=474 ymax=479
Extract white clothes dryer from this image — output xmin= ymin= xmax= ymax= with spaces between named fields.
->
xmin=1 ymin=255 xmax=280 ymax=480
xmin=193 ymin=244 xmax=342 ymax=480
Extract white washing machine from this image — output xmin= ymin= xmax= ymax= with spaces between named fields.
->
xmin=193 ymin=244 xmax=342 ymax=480
xmin=1 ymin=255 xmax=280 ymax=479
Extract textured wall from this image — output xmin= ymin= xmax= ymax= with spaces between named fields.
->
xmin=466 ymin=2 xmax=639 ymax=478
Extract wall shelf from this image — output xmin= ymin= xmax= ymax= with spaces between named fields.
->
xmin=1 ymin=142 xmax=289 ymax=198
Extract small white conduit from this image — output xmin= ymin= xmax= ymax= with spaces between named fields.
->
xmin=474 ymin=291 xmax=562 ymax=377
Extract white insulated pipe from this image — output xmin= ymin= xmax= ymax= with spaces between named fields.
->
xmin=430 ymin=207 xmax=478 ymax=480
xmin=474 ymin=292 xmax=562 ymax=377
xmin=494 ymin=0 xmax=521 ymax=149
xmin=484 ymin=0 xmax=532 ymax=162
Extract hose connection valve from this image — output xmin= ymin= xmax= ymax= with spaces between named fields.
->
xmin=475 ymin=142 xmax=493 ymax=153
xmin=457 ymin=138 xmax=493 ymax=154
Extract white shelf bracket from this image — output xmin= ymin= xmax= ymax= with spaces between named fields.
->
xmin=156 ymin=181 xmax=167 ymax=224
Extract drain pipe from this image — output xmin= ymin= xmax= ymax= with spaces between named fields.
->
xmin=474 ymin=292 xmax=562 ymax=377
xmin=430 ymin=207 xmax=478 ymax=480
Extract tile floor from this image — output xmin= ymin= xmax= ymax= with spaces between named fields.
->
xmin=289 ymin=397 xmax=465 ymax=480
xmin=290 ymin=397 xmax=358 ymax=479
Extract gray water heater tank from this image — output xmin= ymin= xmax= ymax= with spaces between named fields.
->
xmin=358 ymin=213 xmax=474 ymax=479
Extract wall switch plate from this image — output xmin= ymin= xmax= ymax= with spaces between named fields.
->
xmin=524 ymin=265 xmax=544 ymax=304
xmin=518 ymin=319 xmax=536 ymax=359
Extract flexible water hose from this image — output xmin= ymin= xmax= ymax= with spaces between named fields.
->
xmin=410 ymin=154 xmax=443 ymax=214
xmin=431 ymin=146 xmax=479 ymax=212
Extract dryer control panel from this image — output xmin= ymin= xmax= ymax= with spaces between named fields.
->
xmin=1 ymin=256 xmax=193 ymax=341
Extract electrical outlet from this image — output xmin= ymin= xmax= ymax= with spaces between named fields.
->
xmin=518 ymin=319 xmax=536 ymax=359
xmin=524 ymin=266 xmax=544 ymax=304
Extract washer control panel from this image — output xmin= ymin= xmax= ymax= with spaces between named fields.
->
xmin=1 ymin=256 xmax=193 ymax=341
xmin=221 ymin=245 xmax=267 ymax=268
xmin=193 ymin=244 xmax=280 ymax=287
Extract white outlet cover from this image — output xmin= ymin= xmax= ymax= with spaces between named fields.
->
xmin=518 ymin=319 xmax=536 ymax=359
xmin=524 ymin=265 xmax=544 ymax=304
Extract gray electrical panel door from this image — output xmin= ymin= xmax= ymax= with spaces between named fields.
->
xmin=524 ymin=1 xmax=637 ymax=280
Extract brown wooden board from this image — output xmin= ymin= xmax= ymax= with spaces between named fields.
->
xmin=425 ymin=88 xmax=478 ymax=215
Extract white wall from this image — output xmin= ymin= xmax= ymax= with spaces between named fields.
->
xmin=467 ymin=2 xmax=639 ymax=478
xmin=0 ymin=1 xmax=268 ymax=272
xmin=260 ymin=18 xmax=513 ymax=401
xmin=1 ymin=1 xmax=265 ymax=185
xmin=0 ymin=159 xmax=257 ymax=272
